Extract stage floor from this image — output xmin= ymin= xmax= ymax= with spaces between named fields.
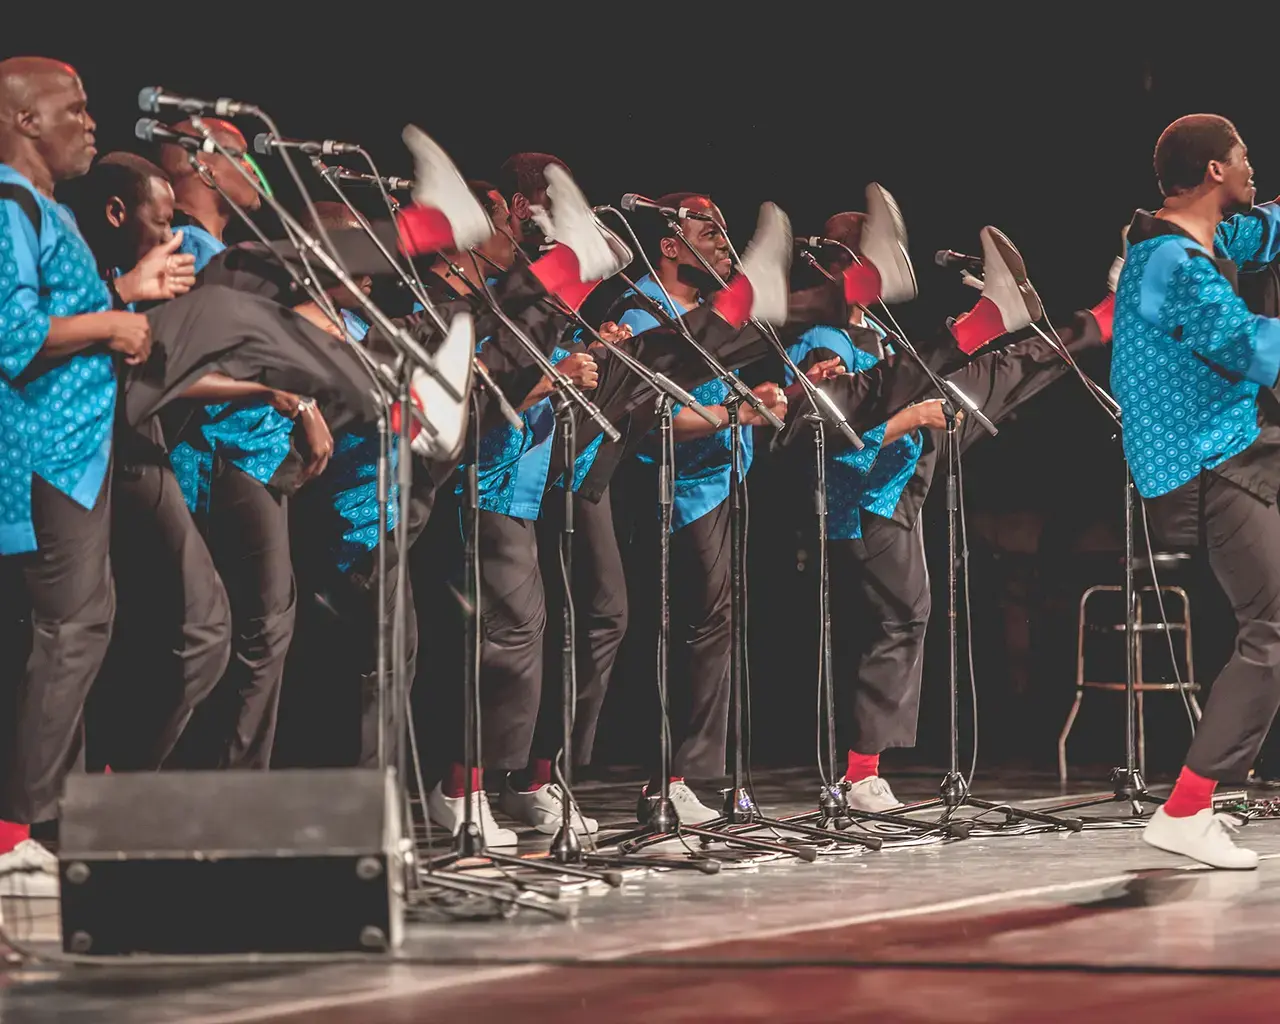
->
xmin=5 ymin=767 xmax=1280 ymax=1023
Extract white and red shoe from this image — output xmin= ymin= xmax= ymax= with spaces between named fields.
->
xmin=542 ymin=164 xmax=630 ymax=282
xmin=949 ymin=227 xmax=1042 ymax=354
xmin=396 ymin=311 xmax=474 ymax=461
xmin=735 ymin=202 xmax=792 ymax=325
xmin=401 ymin=125 xmax=494 ymax=253
xmin=862 ymin=184 xmax=917 ymax=304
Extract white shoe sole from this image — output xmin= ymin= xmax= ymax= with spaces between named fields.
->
xmin=1142 ymin=829 xmax=1258 ymax=870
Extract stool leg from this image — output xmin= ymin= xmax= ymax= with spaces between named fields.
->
xmin=1059 ymin=689 xmax=1084 ymax=785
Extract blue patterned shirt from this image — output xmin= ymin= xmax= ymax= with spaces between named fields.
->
xmin=786 ymin=324 xmax=925 ymax=540
xmin=617 ymin=274 xmax=754 ymax=532
xmin=169 ymin=223 xmax=294 ymax=512
xmin=0 ymin=165 xmax=114 ymax=555
xmin=1113 ymin=205 xmax=1280 ymax=498
xmin=465 ymin=344 xmax=573 ymax=519
xmin=302 ymin=311 xmax=399 ymax=571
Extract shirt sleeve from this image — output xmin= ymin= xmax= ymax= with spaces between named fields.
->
xmin=0 ymin=200 xmax=50 ymax=380
xmin=616 ymin=306 xmax=661 ymax=338
xmin=1216 ymin=203 xmax=1280 ymax=270
xmin=1147 ymin=244 xmax=1280 ymax=386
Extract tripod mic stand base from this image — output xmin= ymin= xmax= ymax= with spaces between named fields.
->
xmin=940 ymin=772 xmax=967 ymax=808
xmin=1043 ymin=766 xmax=1166 ymax=818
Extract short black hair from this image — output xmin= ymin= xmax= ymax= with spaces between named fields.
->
xmin=1154 ymin=114 xmax=1241 ymax=197
xmin=643 ymin=191 xmax=707 ymax=264
xmin=496 ymin=152 xmax=569 ymax=204
xmin=62 ymin=152 xmax=168 ymax=263
xmin=468 ymin=179 xmax=504 ymax=219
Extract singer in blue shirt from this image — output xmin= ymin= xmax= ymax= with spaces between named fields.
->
xmin=607 ymin=193 xmax=788 ymax=825
xmin=0 ymin=59 xmax=155 ymax=851
xmin=1116 ymin=115 xmax=1280 ymax=872
xmin=157 ymin=120 xmax=333 ymax=773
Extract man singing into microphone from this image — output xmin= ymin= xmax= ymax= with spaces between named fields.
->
xmin=788 ymin=212 xmax=1113 ymax=814
xmin=1115 ymin=114 xmax=1280 ymax=869
xmin=0 ymin=57 xmax=152 ymax=890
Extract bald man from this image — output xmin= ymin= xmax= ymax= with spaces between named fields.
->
xmin=0 ymin=57 xmax=152 ymax=888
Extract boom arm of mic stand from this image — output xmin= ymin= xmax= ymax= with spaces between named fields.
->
xmin=310 ymin=159 xmax=521 ymax=432
xmin=869 ymin=312 xmax=999 ymax=437
xmin=1028 ymin=319 xmax=1123 ymax=424
xmin=470 ymin=244 xmax=719 ymax=431
xmin=468 ymin=269 xmax=620 ymax=444
xmin=194 ymin=127 xmax=458 ymax=403
xmin=596 ymin=207 xmax=784 ymax=431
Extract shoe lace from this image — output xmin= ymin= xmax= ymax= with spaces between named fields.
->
xmin=866 ymin=777 xmax=892 ymax=798
xmin=1210 ymin=812 xmax=1244 ymax=835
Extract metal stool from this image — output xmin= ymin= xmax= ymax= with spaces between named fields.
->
xmin=1058 ymin=552 xmax=1203 ymax=782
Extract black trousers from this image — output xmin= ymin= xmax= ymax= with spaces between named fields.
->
xmin=1176 ymin=474 xmax=1280 ymax=781
xmin=170 ymin=462 xmax=295 ymax=770
xmin=473 ymin=511 xmax=545 ymax=770
xmin=829 ymin=514 xmax=931 ymax=754
xmin=663 ymin=497 xmax=733 ymax=782
xmin=3 ymin=470 xmax=115 ymax=825
xmin=533 ymin=484 xmax=629 ymax=766
xmin=94 ymin=448 xmax=231 ymax=771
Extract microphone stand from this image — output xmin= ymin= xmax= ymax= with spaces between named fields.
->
xmin=1022 ymin=319 xmax=1162 ymax=819
xmin=587 ymin=209 xmax=874 ymax=859
xmin=193 ymin=117 xmax=563 ymax=917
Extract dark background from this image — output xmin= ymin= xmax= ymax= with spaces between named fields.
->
xmin=5 ymin=13 xmax=1269 ymax=781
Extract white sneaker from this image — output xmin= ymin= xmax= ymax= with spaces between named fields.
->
xmin=1143 ymin=807 xmax=1258 ymax=870
xmin=542 ymin=164 xmax=627 ymax=282
xmin=499 ymin=783 xmax=599 ymax=836
xmin=862 ymin=184 xmax=918 ymax=304
xmin=427 ymin=783 xmax=518 ymax=847
xmin=842 ymin=776 xmax=904 ymax=814
xmin=736 ymin=202 xmax=792 ymax=325
xmin=407 ymin=311 xmax=473 ymax=461
xmin=402 ymin=125 xmax=494 ymax=251
xmin=978 ymin=226 xmax=1044 ymax=332
xmin=0 ymin=838 xmax=60 ymax=898
xmin=638 ymin=781 xmax=719 ymax=826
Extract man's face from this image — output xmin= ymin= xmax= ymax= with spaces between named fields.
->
xmin=664 ymin=197 xmax=732 ymax=279
xmin=1219 ymin=139 xmax=1256 ymax=210
xmin=203 ymin=123 xmax=261 ymax=211
xmin=130 ymin=176 xmax=176 ymax=259
xmin=32 ymin=72 xmax=96 ymax=181
xmin=477 ymin=191 xmax=517 ymax=269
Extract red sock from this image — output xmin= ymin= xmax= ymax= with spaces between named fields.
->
xmin=950 ymin=295 xmax=1008 ymax=354
xmin=397 ymin=205 xmax=456 ymax=256
xmin=389 ymin=384 xmax=426 ymax=442
xmin=442 ymin=763 xmax=484 ymax=799
xmin=843 ymin=263 xmax=882 ymax=306
xmin=525 ymin=758 xmax=554 ymax=792
xmin=1162 ymin=766 xmax=1217 ymax=818
xmin=0 ymin=820 xmax=29 ymax=855
xmin=844 ymin=750 xmax=880 ymax=784
xmin=1089 ymin=293 xmax=1115 ymax=344
xmin=529 ymin=243 xmax=602 ymax=311
xmin=712 ymin=275 xmax=754 ymax=329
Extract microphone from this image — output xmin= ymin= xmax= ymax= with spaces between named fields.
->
xmin=321 ymin=165 xmax=414 ymax=191
xmin=254 ymin=132 xmax=362 ymax=157
xmin=794 ymin=236 xmax=842 ymax=248
xmin=135 ymin=118 xmax=244 ymax=157
xmin=138 ymin=86 xmax=252 ymax=118
xmin=621 ymin=193 xmax=713 ymax=222
xmin=935 ymin=249 xmax=984 ymax=274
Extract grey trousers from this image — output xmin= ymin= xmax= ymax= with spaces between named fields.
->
xmin=830 ymin=513 xmax=931 ymax=754
xmin=533 ymin=484 xmax=629 ymax=766
xmin=4 ymin=470 xmax=115 ymax=824
xmin=1182 ymin=474 xmax=1280 ymax=781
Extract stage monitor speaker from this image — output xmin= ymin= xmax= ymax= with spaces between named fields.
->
xmin=58 ymin=768 xmax=404 ymax=956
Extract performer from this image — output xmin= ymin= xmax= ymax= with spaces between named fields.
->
xmin=606 ymin=194 xmax=832 ymax=824
xmin=158 ymin=119 xmax=333 ymax=771
xmin=421 ymin=160 xmax=622 ymax=845
xmin=788 ymin=213 xmax=1113 ymax=813
xmin=1114 ymin=114 xmax=1280 ymax=869
xmin=0 ymin=58 xmax=152 ymax=888
xmin=62 ymin=153 xmax=235 ymax=774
